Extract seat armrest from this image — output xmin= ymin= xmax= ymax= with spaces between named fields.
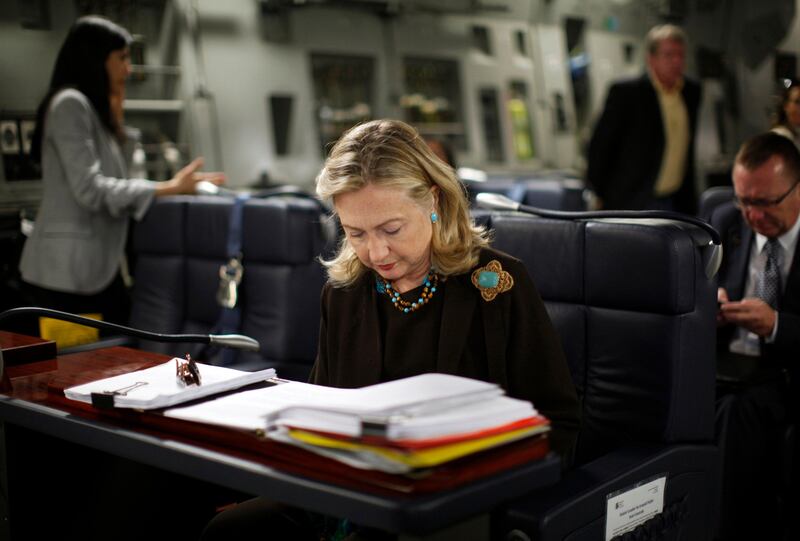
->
xmin=498 ymin=444 xmax=720 ymax=541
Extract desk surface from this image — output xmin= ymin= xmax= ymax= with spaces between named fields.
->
xmin=0 ymin=339 xmax=560 ymax=536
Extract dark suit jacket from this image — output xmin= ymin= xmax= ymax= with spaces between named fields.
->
xmin=310 ymin=247 xmax=581 ymax=459
xmin=587 ymin=74 xmax=701 ymax=213
xmin=711 ymin=202 xmax=800 ymax=369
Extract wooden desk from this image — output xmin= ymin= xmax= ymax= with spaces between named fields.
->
xmin=0 ymin=330 xmax=56 ymax=367
xmin=0 ymin=336 xmax=560 ymax=540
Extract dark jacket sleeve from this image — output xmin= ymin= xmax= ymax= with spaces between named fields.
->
xmin=499 ymin=255 xmax=581 ymax=464
xmin=308 ymin=283 xmax=332 ymax=385
xmin=587 ymin=82 xmax=628 ymax=199
xmin=769 ymin=270 xmax=800 ymax=360
xmin=771 ymin=312 xmax=800 ymax=358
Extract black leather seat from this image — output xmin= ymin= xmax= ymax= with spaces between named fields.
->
xmin=462 ymin=174 xmax=587 ymax=211
xmin=517 ymin=178 xmax=587 ymax=211
xmin=482 ymin=211 xmax=720 ymax=540
xmin=129 ymin=195 xmax=331 ymax=379
xmin=697 ymin=185 xmax=733 ymax=221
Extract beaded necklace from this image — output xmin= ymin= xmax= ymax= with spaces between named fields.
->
xmin=375 ymin=269 xmax=440 ymax=314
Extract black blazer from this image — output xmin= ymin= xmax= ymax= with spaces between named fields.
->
xmin=587 ymin=74 xmax=702 ymax=213
xmin=310 ymin=247 xmax=581 ymax=458
xmin=712 ymin=202 xmax=800 ymax=367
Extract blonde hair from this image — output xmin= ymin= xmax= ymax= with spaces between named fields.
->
xmin=646 ymin=24 xmax=687 ymax=55
xmin=316 ymin=119 xmax=489 ymax=286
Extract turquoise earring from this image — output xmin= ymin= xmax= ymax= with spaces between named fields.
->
xmin=431 ymin=211 xmax=438 ymax=223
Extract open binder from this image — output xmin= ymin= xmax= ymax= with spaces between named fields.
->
xmin=63 ymin=360 xmax=276 ymax=409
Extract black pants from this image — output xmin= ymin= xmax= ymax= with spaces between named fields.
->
xmin=715 ymin=374 xmax=789 ymax=540
xmin=22 ymin=273 xmax=131 ymax=328
xmin=201 ymin=496 xmax=396 ymax=541
xmin=6 ymin=425 xmax=240 ymax=541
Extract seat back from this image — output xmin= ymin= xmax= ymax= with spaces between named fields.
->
xmin=463 ymin=175 xmax=587 ymax=211
xmin=698 ymin=186 xmax=733 ymax=221
xmin=462 ymin=177 xmax=518 ymax=204
xmin=517 ymin=178 xmax=587 ymax=211
xmin=485 ymin=212 xmax=718 ymax=463
xmin=129 ymin=195 xmax=330 ymax=378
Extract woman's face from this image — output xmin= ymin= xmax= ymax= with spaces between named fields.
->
xmin=784 ymin=86 xmax=800 ymax=129
xmin=105 ymin=47 xmax=131 ymax=95
xmin=335 ymin=183 xmax=436 ymax=293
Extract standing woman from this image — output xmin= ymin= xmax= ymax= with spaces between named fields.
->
xmin=19 ymin=15 xmax=223 ymax=324
xmin=772 ymin=80 xmax=800 ymax=149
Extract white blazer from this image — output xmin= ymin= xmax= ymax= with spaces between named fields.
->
xmin=19 ymin=88 xmax=156 ymax=294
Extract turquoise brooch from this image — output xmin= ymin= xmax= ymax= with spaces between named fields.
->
xmin=471 ymin=260 xmax=514 ymax=301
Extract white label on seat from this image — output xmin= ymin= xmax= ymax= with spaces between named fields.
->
xmin=605 ymin=475 xmax=666 ymax=540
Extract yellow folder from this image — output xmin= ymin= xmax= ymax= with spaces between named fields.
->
xmin=39 ymin=313 xmax=102 ymax=349
xmin=287 ymin=424 xmax=548 ymax=469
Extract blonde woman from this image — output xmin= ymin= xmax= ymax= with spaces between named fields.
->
xmin=202 ymin=120 xmax=579 ymax=540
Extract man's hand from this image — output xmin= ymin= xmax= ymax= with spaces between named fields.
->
xmin=718 ymin=296 xmax=777 ymax=337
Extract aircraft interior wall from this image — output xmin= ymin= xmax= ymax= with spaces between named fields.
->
xmin=0 ymin=0 xmax=798 ymax=195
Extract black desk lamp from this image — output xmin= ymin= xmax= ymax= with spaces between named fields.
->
xmin=0 ymin=306 xmax=260 ymax=379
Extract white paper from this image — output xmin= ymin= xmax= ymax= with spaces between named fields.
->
xmin=64 ymin=360 xmax=275 ymax=410
xmin=165 ymin=373 xmax=510 ymax=439
xmin=163 ymin=385 xmax=305 ymax=431
xmin=605 ymin=476 xmax=667 ymax=540
xmin=273 ymin=394 xmax=534 ymax=439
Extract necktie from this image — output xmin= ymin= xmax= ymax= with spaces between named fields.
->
xmin=755 ymin=238 xmax=782 ymax=309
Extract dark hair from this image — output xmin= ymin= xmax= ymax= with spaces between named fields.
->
xmin=736 ymin=132 xmax=800 ymax=184
xmin=773 ymin=79 xmax=800 ymax=130
xmin=31 ymin=15 xmax=132 ymax=162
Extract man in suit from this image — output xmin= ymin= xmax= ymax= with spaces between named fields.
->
xmin=712 ymin=132 xmax=800 ymax=539
xmin=587 ymin=24 xmax=701 ymax=213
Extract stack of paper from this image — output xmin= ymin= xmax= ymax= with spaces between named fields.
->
xmin=64 ymin=363 xmax=549 ymax=473
xmin=64 ymin=360 xmax=276 ymax=409
xmin=165 ymin=373 xmax=550 ymax=473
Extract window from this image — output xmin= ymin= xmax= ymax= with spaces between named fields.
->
xmin=310 ymin=54 xmax=375 ymax=157
xmin=514 ymin=30 xmax=528 ymax=57
xmin=564 ymin=17 xmax=591 ymax=137
xmin=479 ymin=88 xmax=504 ymax=162
xmin=402 ymin=57 xmax=466 ymax=149
xmin=507 ymin=81 xmax=535 ymax=161
xmin=472 ymin=25 xmax=492 ymax=56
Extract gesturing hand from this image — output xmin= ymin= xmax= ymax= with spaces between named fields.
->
xmin=156 ymin=157 xmax=226 ymax=196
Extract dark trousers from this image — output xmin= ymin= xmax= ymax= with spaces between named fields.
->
xmin=201 ymin=496 xmax=396 ymax=541
xmin=201 ymin=498 xmax=324 ymax=541
xmin=6 ymin=425 xmax=240 ymax=541
xmin=22 ymin=274 xmax=131 ymax=328
xmin=715 ymin=373 xmax=789 ymax=540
